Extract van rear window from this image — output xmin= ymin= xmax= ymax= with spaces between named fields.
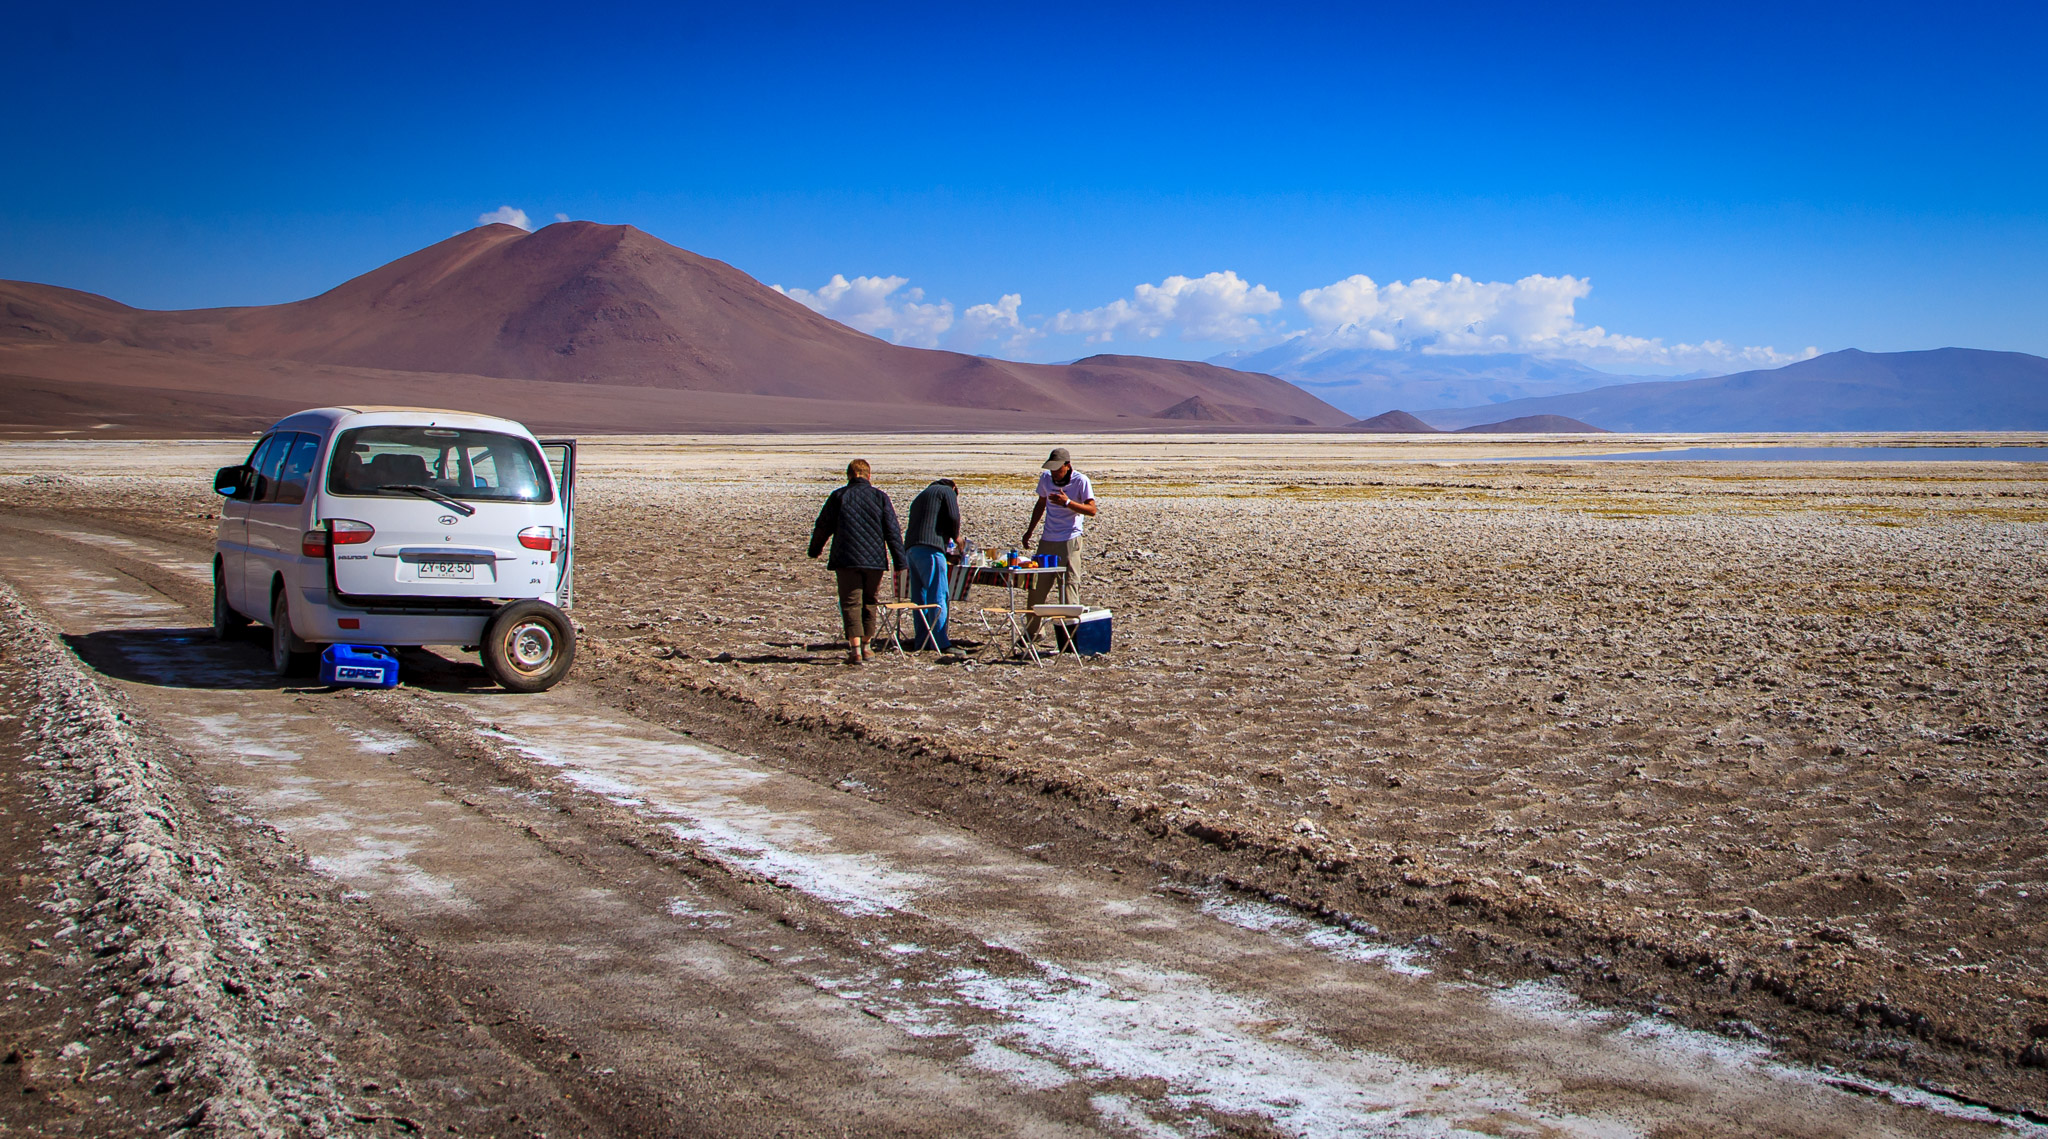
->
xmin=326 ymin=426 xmax=553 ymax=503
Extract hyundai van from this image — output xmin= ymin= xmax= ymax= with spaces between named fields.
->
xmin=212 ymin=407 xmax=578 ymax=691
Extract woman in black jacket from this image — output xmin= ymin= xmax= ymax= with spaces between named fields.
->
xmin=808 ymin=459 xmax=907 ymax=664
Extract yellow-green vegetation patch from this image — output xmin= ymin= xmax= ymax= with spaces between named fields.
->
xmin=1956 ymin=505 xmax=2048 ymax=523
xmin=1807 ymin=501 xmax=1929 ymax=523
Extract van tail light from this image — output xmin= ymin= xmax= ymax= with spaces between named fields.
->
xmin=518 ymin=525 xmax=560 ymax=562
xmin=306 ymin=519 xmax=374 ymax=558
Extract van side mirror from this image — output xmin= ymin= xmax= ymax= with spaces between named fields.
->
xmin=214 ymin=465 xmax=250 ymax=498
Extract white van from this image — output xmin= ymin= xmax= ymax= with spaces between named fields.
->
xmin=212 ymin=406 xmax=578 ymax=691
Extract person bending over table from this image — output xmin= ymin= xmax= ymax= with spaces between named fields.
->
xmin=1020 ymin=446 xmax=1096 ymax=645
xmin=903 ymin=477 xmax=961 ymax=655
xmin=808 ymin=458 xmax=906 ymax=665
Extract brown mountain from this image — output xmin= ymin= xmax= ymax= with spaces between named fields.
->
xmin=1155 ymin=394 xmax=1313 ymax=425
xmin=0 ymin=222 xmax=1349 ymax=435
xmin=1342 ymin=410 xmax=1440 ymax=433
xmin=1454 ymin=414 xmax=1606 ymax=433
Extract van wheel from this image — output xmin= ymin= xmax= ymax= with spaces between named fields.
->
xmin=271 ymin=591 xmax=313 ymax=677
xmin=482 ymin=601 xmax=575 ymax=693
xmin=213 ymin=564 xmax=247 ymax=641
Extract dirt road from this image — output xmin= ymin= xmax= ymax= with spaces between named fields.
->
xmin=1 ymin=515 xmax=2037 ymax=1135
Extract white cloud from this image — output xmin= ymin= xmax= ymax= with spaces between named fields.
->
xmin=477 ymin=205 xmax=534 ymax=231
xmin=774 ymin=276 xmax=1052 ymax=355
xmin=774 ymin=274 xmax=954 ymax=348
xmin=1049 ymin=271 xmax=1282 ymax=343
xmin=554 ymin=212 xmax=570 ymax=223
xmin=947 ymin=294 xmax=1042 ymax=355
xmin=769 ymin=265 xmax=1815 ymax=373
xmin=1296 ymin=272 xmax=1815 ymax=370
xmin=1298 ymin=272 xmax=1591 ymax=351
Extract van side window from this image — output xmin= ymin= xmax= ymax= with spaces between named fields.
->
xmin=247 ymin=434 xmax=286 ymax=501
xmin=275 ymin=434 xmax=321 ymax=505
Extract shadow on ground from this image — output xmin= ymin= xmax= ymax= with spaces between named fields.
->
xmin=62 ymin=626 xmax=503 ymax=694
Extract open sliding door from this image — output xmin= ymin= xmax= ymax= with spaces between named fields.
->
xmin=538 ymin=439 xmax=577 ymax=609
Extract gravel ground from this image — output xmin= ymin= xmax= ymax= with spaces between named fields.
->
xmin=3 ymin=436 xmax=2045 ymax=1113
xmin=0 ymin=580 xmax=349 ymax=1135
xmin=0 ymin=525 xmax=615 ymax=1137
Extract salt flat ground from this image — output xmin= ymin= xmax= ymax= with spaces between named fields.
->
xmin=2 ymin=432 xmax=2044 ymax=1125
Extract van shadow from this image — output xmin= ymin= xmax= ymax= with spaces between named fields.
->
xmin=388 ymin=646 xmax=503 ymax=693
xmin=61 ymin=627 xmax=500 ymax=694
xmin=64 ymin=627 xmax=281 ymax=691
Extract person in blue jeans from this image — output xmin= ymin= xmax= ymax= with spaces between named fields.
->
xmin=902 ymin=478 xmax=961 ymax=654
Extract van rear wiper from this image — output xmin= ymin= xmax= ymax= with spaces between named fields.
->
xmin=376 ymin=484 xmax=477 ymax=516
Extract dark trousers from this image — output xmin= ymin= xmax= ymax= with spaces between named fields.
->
xmin=835 ymin=568 xmax=883 ymax=641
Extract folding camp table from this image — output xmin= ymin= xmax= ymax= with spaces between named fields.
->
xmin=951 ymin=563 xmax=1070 ymax=660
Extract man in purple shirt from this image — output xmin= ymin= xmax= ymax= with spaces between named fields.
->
xmin=1020 ymin=446 xmax=1096 ymax=643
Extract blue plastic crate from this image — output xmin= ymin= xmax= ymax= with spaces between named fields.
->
xmin=319 ymin=644 xmax=400 ymax=688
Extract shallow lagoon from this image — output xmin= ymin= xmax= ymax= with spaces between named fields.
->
xmin=1534 ymin=445 xmax=2048 ymax=462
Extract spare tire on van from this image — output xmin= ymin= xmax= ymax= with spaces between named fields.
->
xmin=481 ymin=600 xmax=576 ymax=693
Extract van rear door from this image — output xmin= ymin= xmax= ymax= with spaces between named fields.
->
xmin=538 ymin=439 xmax=577 ymax=609
xmin=324 ymin=425 xmax=556 ymax=602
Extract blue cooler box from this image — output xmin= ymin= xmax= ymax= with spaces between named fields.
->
xmin=319 ymin=644 xmax=400 ymax=688
xmin=1069 ymin=608 xmax=1112 ymax=656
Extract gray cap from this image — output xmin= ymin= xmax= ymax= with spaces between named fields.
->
xmin=1041 ymin=447 xmax=1072 ymax=470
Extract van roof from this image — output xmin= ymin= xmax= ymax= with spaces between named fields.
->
xmin=265 ymin=406 xmax=537 ymax=436
xmin=333 ymin=405 xmax=484 ymax=415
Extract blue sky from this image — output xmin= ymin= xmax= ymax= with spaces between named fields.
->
xmin=4 ymin=1 xmax=2044 ymax=371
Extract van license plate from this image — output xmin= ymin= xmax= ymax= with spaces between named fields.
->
xmin=416 ymin=559 xmax=474 ymax=579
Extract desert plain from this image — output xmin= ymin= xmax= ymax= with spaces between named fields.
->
xmin=567 ymin=433 xmax=2048 ymax=1093
xmin=1 ymin=431 xmax=2045 ymax=1134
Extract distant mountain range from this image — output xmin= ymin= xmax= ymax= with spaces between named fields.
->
xmin=1210 ymin=340 xmax=1709 ymax=418
xmin=1222 ymin=338 xmax=2048 ymax=432
xmin=1344 ymin=410 xmax=1604 ymax=434
xmin=0 ymin=222 xmax=1348 ymax=436
xmin=6 ymin=225 xmax=2040 ymax=436
xmin=1413 ymin=348 xmax=2048 ymax=431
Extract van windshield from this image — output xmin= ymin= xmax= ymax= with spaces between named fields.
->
xmin=326 ymin=426 xmax=553 ymax=503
